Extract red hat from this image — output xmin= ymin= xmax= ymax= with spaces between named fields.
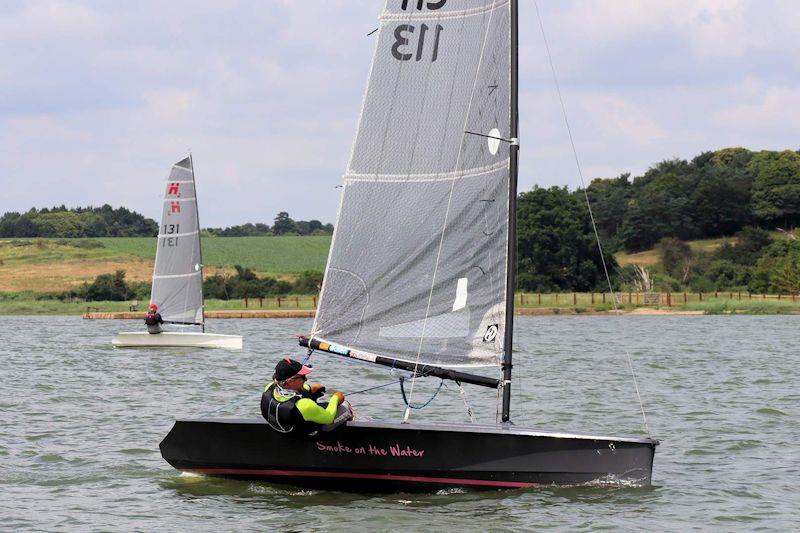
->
xmin=149 ymin=303 xmax=158 ymax=310
xmin=274 ymin=357 xmax=313 ymax=381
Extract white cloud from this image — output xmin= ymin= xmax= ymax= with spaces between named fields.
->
xmin=0 ymin=0 xmax=798 ymax=225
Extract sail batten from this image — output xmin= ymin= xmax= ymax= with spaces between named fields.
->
xmin=313 ymin=0 xmax=511 ymax=370
xmin=150 ymin=157 xmax=204 ymax=325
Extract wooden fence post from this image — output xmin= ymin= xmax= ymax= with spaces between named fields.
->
xmin=277 ymin=297 xmax=282 ymax=308
xmin=667 ymin=292 xmax=671 ymax=307
xmin=591 ymin=293 xmax=595 ymax=304
xmin=244 ymin=297 xmax=248 ymax=308
xmin=602 ymin=293 xmax=606 ymax=304
xmin=699 ymin=292 xmax=703 ymax=301
xmin=684 ymin=292 xmax=687 ymax=304
xmin=538 ymin=293 xmax=541 ymax=305
xmin=313 ymin=296 xmax=317 ymax=308
xmin=573 ymin=293 xmax=577 ymax=305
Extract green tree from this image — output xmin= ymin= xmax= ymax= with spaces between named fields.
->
xmin=86 ymin=270 xmax=134 ymax=301
xmin=658 ymin=237 xmax=694 ymax=282
xmin=516 ymin=186 xmax=617 ymax=292
xmin=749 ymin=150 xmax=800 ymax=227
xmin=582 ymin=173 xmax=632 ymax=240
xmin=689 ymin=151 xmax=754 ymax=236
xmin=293 ymin=271 xmax=324 ymax=294
xmin=749 ymin=240 xmax=800 ymax=293
xmin=618 ymin=159 xmax=696 ymax=251
xmin=272 ymin=211 xmax=296 ymax=235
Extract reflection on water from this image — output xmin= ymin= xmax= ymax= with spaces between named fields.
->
xmin=1 ymin=315 xmax=799 ymax=529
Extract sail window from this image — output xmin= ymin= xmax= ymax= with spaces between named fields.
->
xmin=453 ymin=277 xmax=468 ymax=311
xmin=487 ymin=128 xmax=501 ymax=155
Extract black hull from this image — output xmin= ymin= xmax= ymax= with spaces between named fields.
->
xmin=160 ymin=419 xmax=657 ymax=492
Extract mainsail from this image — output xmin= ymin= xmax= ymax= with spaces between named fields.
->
xmin=150 ymin=156 xmax=204 ymax=326
xmin=312 ymin=0 xmax=512 ymax=369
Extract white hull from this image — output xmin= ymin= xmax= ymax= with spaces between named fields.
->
xmin=112 ymin=332 xmax=243 ymax=349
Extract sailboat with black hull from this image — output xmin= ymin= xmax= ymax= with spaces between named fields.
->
xmin=112 ymin=156 xmax=242 ymax=349
xmin=160 ymin=0 xmax=656 ymax=490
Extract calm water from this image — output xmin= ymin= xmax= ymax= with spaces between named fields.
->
xmin=1 ymin=315 xmax=798 ymax=531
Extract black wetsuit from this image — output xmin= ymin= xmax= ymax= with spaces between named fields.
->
xmin=144 ymin=312 xmax=164 ymax=334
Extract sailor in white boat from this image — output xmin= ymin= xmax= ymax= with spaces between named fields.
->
xmin=261 ymin=358 xmax=352 ymax=437
xmin=144 ymin=304 xmax=164 ymax=334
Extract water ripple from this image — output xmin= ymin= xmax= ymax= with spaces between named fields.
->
xmin=1 ymin=315 xmax=799 ymax=529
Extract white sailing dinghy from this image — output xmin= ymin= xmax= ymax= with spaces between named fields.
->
xmin=112 ymin=156 xmax=242 ymax=349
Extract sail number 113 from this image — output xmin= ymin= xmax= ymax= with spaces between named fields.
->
xmin=391 ymin=24 xmax=443 ymax=62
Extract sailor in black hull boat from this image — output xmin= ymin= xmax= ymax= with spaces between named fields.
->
xmin=159 ymin=0 xmax=659 ymax=491
xmin=261 ymin=358 xmax=352 ymax=437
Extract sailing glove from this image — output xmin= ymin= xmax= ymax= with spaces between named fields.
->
xmin=332 ymin=391 xmax=345 ymax=404
xmin=310 ymin=384 xmax=326 ymax=399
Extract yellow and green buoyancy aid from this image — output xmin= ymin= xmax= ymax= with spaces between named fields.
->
xmin=260 ymin=382 xmax=341 ymax=436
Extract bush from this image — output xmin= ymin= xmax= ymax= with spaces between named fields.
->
xmin=85 ymin=270 xmax=135 ymax=301
xmin=203 ymin=266 xmax=292 ymax=299
xmin=293 ymin=271 xmax=324 ymax=294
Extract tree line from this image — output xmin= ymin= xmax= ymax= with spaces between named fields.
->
xmin=585 ymin=148 xmax=800 ymax=252
xmin=0 ymin=207 xmax=333 ymax=238
xmin=0 ymin=205 xmax=157 ymax=238
xmin=520 ymin=147 xmax=800 ymax=294
xmin=72 ymin=267 xmax=324 ymax=301
xmin=205 ymin=212 xmax=333 ymax=236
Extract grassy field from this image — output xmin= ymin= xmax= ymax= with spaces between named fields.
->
xmin=615 ymin=236 xmax=736 ymax=266
xmin=2 ymin=235 xmax=798 ymax=315
xmin=0 ymin=296 xmax=320 ymax=315
xmin=0 ymin=236 xmax=331 ymax=292
xmin=92 ymin=236 xmax=331 ymax=272
xmin=614 ymin=232 xmax=786 ymax=267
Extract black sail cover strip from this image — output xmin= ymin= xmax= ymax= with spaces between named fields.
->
xmin=311 ymin=0 xmax=512 ymax=371
xmin=299 ymin=337 xmax=500 ymax=389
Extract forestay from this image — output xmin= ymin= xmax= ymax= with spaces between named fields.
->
xmin=312 ymin=0 xmax=511 ymax=369
xmin=150 ymin=157 xmax=204 ymax=325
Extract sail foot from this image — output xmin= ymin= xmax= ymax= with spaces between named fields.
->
xmin=299 ymin=337 xmax=499 ymax=389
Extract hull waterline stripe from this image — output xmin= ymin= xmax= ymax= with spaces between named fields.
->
xmin=187 ymin=468 xmax=538 ymax=488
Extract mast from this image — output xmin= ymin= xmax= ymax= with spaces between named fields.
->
xmin=501 ymin=0 xmax=519 ymax=423
xmin=189 ymin=152 xmax=206 ymax=333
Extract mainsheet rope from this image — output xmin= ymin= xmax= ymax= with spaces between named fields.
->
xmin=533 ymin=0 xmax=651 ymax=437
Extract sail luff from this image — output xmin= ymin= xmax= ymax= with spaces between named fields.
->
xmin=189 ymin=153 xmax=206 ymax=331
xmin=500 ymin=0 xmax=518 ymax=422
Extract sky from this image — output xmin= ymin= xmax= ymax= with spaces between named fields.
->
xmin=1 ymin=0 xmax=798 ymax=227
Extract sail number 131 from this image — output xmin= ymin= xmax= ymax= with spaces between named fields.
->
xmin=391 ymin=23 xmax=443 ymax=62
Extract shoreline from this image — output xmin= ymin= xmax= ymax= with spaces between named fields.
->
xmin=80 ymin=307 xmax=716 ymax=320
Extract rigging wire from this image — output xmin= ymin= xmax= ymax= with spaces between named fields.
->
xmin=533 ymin=0 xmax=651 ymax=437
xmin=455 ymin=380 xmax=477 ymax=423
